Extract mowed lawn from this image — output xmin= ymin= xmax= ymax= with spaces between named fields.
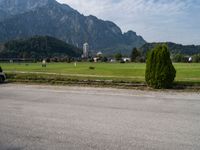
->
xmin=0 ymin=62 xmax=200 ymax=83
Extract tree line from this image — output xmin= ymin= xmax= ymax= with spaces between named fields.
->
xmin=0 ymin=36 xmax=81 ymax=60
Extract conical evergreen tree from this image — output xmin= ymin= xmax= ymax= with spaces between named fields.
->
xmin=145 ymin=44 xmax=176 ymax=89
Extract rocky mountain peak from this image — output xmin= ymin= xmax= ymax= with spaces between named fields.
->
xmin=0 ymin=0 xmax=56 ymax=15
xmin=0 ymin=0 xmax=146 ymax=55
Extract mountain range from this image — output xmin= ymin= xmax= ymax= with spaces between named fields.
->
xmin=0 ymin=0 xmax=146 ymax=55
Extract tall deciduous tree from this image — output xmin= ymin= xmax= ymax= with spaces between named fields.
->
xmin=131 ymin=48 xmax=140 ymax=62
xmin=115 ymin=53 xmax=122 ymax=61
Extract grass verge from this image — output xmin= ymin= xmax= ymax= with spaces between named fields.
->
xmin=5 ymin=72 xmax=200 ymax=91
xmin=5 ymin=72 xmax=146 ymax=89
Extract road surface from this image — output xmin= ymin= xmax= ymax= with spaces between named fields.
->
xmin=0 ymin=84 xmax=200 ymax=150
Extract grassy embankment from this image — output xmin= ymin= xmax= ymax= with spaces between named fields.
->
xmin=1 ymin=62 xmax=200 ymax=88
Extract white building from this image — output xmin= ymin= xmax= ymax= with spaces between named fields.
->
xmin=96 ymin=51 xmax=103 ymax=57
xmin=82 ymin=43 xmax=89 ymax=58
xmin=189 ymin=57 xmax=192 ymax=62
xmin=123 ymin=58 xmax=131 ymax=62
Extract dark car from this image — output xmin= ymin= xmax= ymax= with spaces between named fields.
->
xmin=0 ymin=72 xmax=6 ymax=83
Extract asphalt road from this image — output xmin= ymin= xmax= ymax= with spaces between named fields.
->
xmin=0 ymin=84 xmax=200 ymax=150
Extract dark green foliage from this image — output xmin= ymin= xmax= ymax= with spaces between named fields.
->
xmin=120 ymin=60 xmax=125 ymax=63
xmin=89 ymin=66 xmax=95 ymax=70
xmin=131 ymin=48 xmax=140 ymax=62
xmin=0 ymin=66 xmax=4 ymax=83
xmin=172 ymin=54 xmax=188 ymax=62
xmin=115 ymin=53 xmax=122 ymax=61
xmin=97 ymin=56 xmax=108 ymax=62
xmin=0 ymin=36 xmax=81 ymax=59
xmin=192 ymin=54 xmax=200 ymax=63
xmin=141 ymin=42 xmax=200 ymax=55
xmin=135 ymin=56 xmax=145 ymax=63
xmin=145 ymin=44 xmax=176 ymax=89
xmin=101 ymin=57 xmax=108 ymax=62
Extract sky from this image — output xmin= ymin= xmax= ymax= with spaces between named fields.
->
xmin=57 ymin=0 xmax=200 ymax=45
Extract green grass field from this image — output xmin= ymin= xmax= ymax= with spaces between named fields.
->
xmin=1 ymin=62 xmax=200 ymax=83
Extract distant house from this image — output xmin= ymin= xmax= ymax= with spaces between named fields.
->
xmin=188 ymin=57 xmax=192 ymax=62
xmin=123 ymin=58 xmax=131 ymax=62
xmin=110 ymin=59 xmax=116 ymax=63
xmin=93 ymin=52 xmax=104 ymax=62
xmin=96 ymin=51 xmax=103 ymax=57
xmin=93 ymin=57 xmax=99 ymax=63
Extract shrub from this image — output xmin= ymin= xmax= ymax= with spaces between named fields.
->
xmin=120 ymin=60 xmax=125 ymax=63
xmin=89 ymin=58 xmax=94 ymax=62
xmin=89 ymin=66 xmax=95 ymax=70
xmin=135 ymin=56 xmax=146 ymax=63
xmin=145 ymin=44 xmax=176 ymax=89
xmin=192 ymin=54 xmax=200 ymax=63
xmin=101 ymin=57 xmax=108 ymax=62
xmin=172 ymin=54 xmax=188 ymax=62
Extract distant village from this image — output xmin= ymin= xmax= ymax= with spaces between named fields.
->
xmin=81 ymin=42 xmax=197 ymax=63
xmin=0 ymin=41 xmax=199 ymax=63
xmin=82 ymin=42 xmax=132 ymax=63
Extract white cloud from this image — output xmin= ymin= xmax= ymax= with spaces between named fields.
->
xmin=57 ymin=0 xmax=200 ymax=44
xmin=58 ymin=0 xmax=189 ymax=17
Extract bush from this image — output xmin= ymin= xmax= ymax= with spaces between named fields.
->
xmin=145 ymin=44 xmax=176 ymax=89
xmin=172 ymin=54 xmax=188 ymax=62
xmin=135 ymin=56 xmax=146 ymax=63
xmin=192 ymin=54 xmax=200 ymax=63
xmin=101 ymin=57 xmax=108 ymax=62
xmin=0 ymin=66 xmax=2 ymax=72
xmin=89 ymin=58 xmax=94 ymax=62
xmin=89 ymin=66 xmax=95 ymax=70
xmin=120 ymin=60 xmax=125 ymax=63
